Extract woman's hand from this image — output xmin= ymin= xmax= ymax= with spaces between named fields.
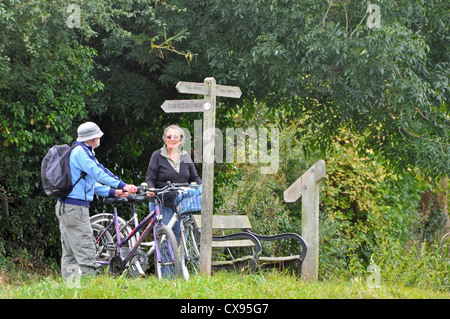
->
xmin=146 ymin=188 xmax=155 ymax=197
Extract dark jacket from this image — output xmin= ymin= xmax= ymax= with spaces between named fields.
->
xmin=145 ymin=148 xmax=201 ymax=207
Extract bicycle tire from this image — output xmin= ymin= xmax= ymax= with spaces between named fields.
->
xmin=90 ymin=213 xmax=136 ymax=248
xmin=91 ymin=223 xmax=114 ymax=266
xmin=154 ymin=225 xmax=183 ymax=280
xmin=180 ymin=218 xmax=200 ymax=278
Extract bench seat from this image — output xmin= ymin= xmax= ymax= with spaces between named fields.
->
xmin=193 ymin=215 xmax=307 ymax=278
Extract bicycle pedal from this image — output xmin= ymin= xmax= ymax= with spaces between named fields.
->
xmin=106 ymin=242 xmax=116 ymax=251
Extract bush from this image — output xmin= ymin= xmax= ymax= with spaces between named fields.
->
xmin=215 ymin=116 xmax=448 ymax=290
xmin=318 ymin=129 xmax=429 ymax=278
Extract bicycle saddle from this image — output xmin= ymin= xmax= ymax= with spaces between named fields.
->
xmin=126 ymin=193 xmax=148 ymax=203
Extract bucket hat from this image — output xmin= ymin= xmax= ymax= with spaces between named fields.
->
xmin=77 ymin=122 xmax=104 ymax=142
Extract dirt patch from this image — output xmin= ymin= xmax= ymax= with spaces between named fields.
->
xmin=0 ymin=270 xmax=9 ymax=287
xmin=1 ymin=257 xmax=58 ymax=288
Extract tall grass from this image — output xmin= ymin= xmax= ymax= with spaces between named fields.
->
xmin=371 ymin=238 xmax=449 ymax=292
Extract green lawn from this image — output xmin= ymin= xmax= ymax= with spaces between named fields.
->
xmin=2 ymin=271 xmax=449 ymax=299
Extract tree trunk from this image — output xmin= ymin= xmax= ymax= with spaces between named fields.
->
xmin=0 ymin=190 xmax=9 ymax=220
xmin=419 ymin=176 xmax=449 ymax=240
xmin=438 ymin=177 xmax=449 ymax=238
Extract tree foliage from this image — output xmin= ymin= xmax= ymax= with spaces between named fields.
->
xmin=215 ymin=109 xmax=443 ymax=280
xmin=168 ymin=0 xmax=449 ymax=176
xmin=0 ymin=0 xmax=105 ymax=260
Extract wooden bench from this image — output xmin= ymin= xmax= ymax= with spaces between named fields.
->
xmin=193 ymin=215 xmax=307 ymax=278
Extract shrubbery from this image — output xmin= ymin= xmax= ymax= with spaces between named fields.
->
xmin=214 ymin=116 xmax=448 ymax=290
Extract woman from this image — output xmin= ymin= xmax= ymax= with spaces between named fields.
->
xmin=145 ymin=125 xmax=201 ymax=238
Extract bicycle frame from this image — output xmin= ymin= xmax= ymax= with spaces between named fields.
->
xmin=163 ymin=193 xmax=201 ymax=277
xmin=95 ymin=201 xmax=172 ymax=269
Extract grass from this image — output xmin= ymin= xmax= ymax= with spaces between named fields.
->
xmin=1 ymin=270 xmax=449 ymax=299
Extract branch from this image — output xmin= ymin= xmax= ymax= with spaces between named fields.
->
xmin=322 ymin=0 xmax=333 ymax=30
xmin=350 ymin=8 xmax=369 ymax=39
xmin=342 ymin=4 xmax=349 ymax=33
xmin=150 ymin=27 xmax=198 ymax=63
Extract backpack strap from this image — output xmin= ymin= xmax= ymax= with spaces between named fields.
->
xmin=70 ymin=143 xmax=87 ymax=189
xmin=72 ymin=171 xmax=87 ymax=188
xmin=69 ymin=143 xmax=88 ymax=206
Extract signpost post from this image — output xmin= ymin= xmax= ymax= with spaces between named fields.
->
xmin=161 ymin=77 xmax=241 ymax=276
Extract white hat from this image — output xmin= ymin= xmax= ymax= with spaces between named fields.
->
xmin=77 ymin=122 xmax=104 ymax=142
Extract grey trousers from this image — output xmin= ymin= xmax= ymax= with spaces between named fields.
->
xmin=55 ymin=201 xmax=99 ymax=280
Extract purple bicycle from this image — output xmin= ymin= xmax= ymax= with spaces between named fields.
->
xmin=92 ymin=184 xmax=182 ymax=279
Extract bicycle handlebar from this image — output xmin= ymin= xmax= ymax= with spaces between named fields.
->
xmin=140 ymin=181 xmax=195 ymax=195
xmin=104 ymin=181 xmax=199 ymax=205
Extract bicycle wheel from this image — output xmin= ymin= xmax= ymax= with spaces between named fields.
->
xmin=154 ymin=225 xmax=183 ymax=280
xmin=90 ymin=213 xmax=136 ymax=248
xmin=91 ymin=223 xmax=114 ymax=267
xmin=180 ymin=218 xmax=200 ymax=278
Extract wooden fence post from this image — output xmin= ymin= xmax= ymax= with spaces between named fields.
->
xmin=283 ymin=159 xmax=325 ymax=281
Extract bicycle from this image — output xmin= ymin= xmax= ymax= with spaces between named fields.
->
xmin=155 ymin=182 xmax=202 ymax=279
xmin=141 ymin=182 xmax=202 ymax=279
xmin=178 ymin=210 xmax=201 ymax=278
xmin=91 ymin=191 xmax=149 ymax=277
xmin=91 ymin=187 xmax=183 ymax=279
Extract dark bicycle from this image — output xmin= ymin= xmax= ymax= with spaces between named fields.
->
xmin=91 ymin=191 xmax=149 ymax=277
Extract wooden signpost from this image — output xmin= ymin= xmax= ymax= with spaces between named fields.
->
xmin=160 ymin=99 xmax=205 ymax=113
xmin=161 ymin=77 xmax=242 ymax=276
xmin=284 ymin=159 xmax=325 ymax=281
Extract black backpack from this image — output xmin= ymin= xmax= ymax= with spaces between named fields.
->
xmin=41 ymin=144 xmax=86 ymax=198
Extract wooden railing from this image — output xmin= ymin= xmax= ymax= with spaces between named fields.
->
xmin=284 ymin=160 xmax=326 ymax=281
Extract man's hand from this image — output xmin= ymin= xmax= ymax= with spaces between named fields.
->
xmin=123 ymin=184 xmax=138 ymax=194
xmin=114 ymin=189 xmax=128 ymax=197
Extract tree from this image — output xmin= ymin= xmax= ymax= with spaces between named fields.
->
xmin=77 ymin=0 xmax=201 ymax=185
xmin=0 ymin=0 xmax=195 ymax=260
xmin=167 ymin=0 xmax=449 ymax=177
xmin=1 ymin=0 xmax=448 ymax=265
xmin=0 ymin=0 xmax=102 ymax=257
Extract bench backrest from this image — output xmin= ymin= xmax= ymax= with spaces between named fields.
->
xmin=192 ymin=215 xmax=252 ymax=230
xmin=192 ymin=214 xmax=254 ymax=248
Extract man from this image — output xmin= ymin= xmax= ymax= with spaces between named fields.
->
xmin=56 ymin=121 xmax=137 ymax=280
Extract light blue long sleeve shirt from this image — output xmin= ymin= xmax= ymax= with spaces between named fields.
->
xmin=58 ymin=142 xmax=126 ymax=207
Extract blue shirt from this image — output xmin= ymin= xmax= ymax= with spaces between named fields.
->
xmin=59 ymin=142 xmax=126 ymax=207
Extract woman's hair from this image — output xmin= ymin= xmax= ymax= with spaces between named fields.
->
xmin=162 ymin=124 xmax=185 ymax=147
